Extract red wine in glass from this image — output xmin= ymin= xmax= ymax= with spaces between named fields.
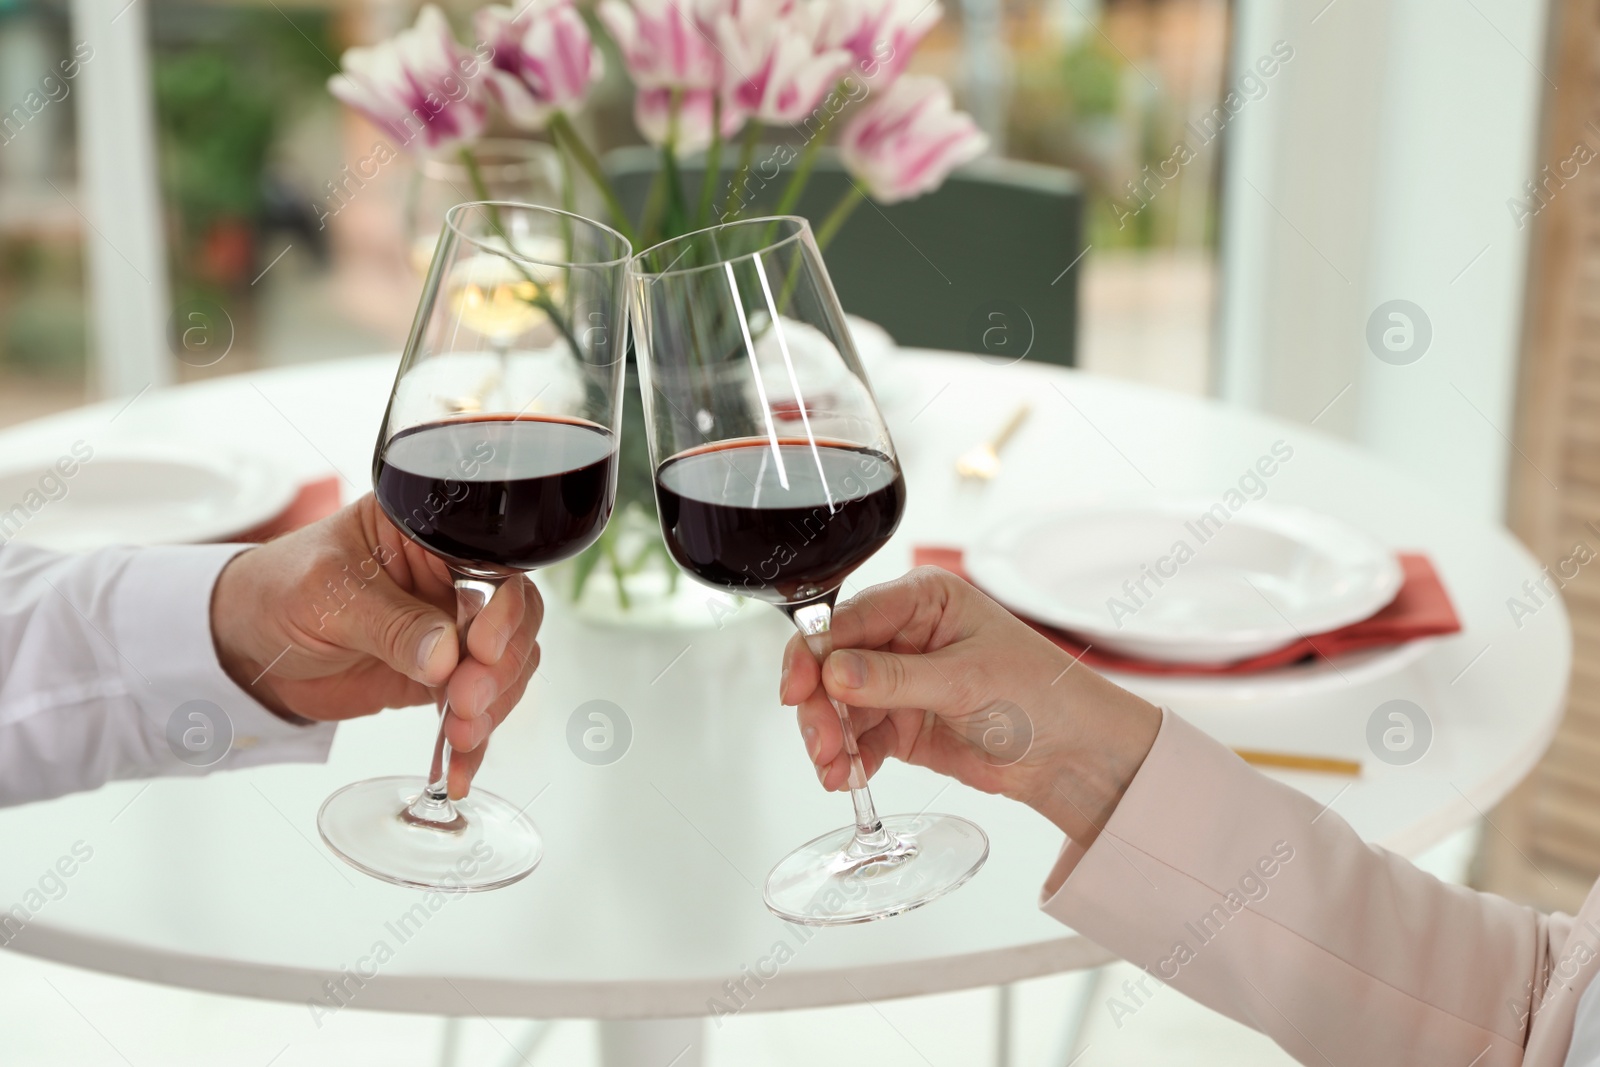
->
xmin=655 ymin=438 xmax=904 ymax=605
xmin=375 ymin=415 xmax=617 ymax=570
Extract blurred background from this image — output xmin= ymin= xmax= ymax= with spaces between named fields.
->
xmin=0 ymin=0 xmax=1229 ymax=425
xmin=0 ymin=0 xmax=1586 ymax=1063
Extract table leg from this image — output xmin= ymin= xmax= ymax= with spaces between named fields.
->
xmin=598 ymin=1018 xmax=706 ymax=1067
xmin=437 ymin=1016 xmax=463 ymax=1067
xmin=1057 ymin=965 xmax=1106 ymax=1064
xmin=995 ymin=984 xmax=1014 ymax=1067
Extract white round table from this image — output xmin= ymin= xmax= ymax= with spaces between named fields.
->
xmin=0 ymin=352 xmax=1569 ymax=1059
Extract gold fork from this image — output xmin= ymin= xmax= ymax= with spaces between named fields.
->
xmin=1233 ymin=749 xmax=1362 ymax=777
xmin=956 ymin=403 xmax=1031 ymax=481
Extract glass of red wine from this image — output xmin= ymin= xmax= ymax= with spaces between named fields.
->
xmin=317 ymin=201 xmax=630 ymax=891
xmin=630 ymin=217 xmax=989 ymax=924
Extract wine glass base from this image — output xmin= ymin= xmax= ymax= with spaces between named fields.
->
xmin=318 ymin=776 xmax=542 ymax=892
xmin=764 ymin=813 xmax=989 ymax=926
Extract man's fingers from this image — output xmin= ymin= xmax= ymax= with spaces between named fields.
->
xmin=466 ymin=576 xmax=541 ymax=665
xmin=447 ymin=741 xmax=486 ymax=800
xmin=445 ymin=704 xmax=495 ymax=754
xmin=781 ymin=633 xmax=822 ymax=706
xmin=447 ymin=620 xmax=538 ymax=717
xmin=448 ymin=640 xmax=539 ymax=726
xmin=441 ymin=578 xmax=542 ymax=799
xmin=447 ymin=575 xmax=542 ymax=722
xmin=339 ymin=581 xmax=457 ymax=686
xmin=444 ymin=644 xmax=538 ymax=798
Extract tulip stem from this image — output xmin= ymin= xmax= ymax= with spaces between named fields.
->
xmin=722 ymin=121 xmax=763 ymax=221
xmin=815 ymin=184 xmax=865 ymax=250
xmin=772 ymin=105 xmax=836 ymax=219
xmin=640 ymin=164 xmax=667 ymax=247
xmin=549 ymin=112 xmax=636 ymax=245
xmin=697 ymin=95 xmax=724 ymax=229
xmin=661 ymin=89 xmax=688 ymax=236
xmin=456 ymin=146 xmax=586 ymax=367
xmin=553 ymin=142 xmax=576 ymax=265
xmin=459 ymin=145 xmax=494 ymax=206
xmin=558 ymin=137 xmax=576 ymax=216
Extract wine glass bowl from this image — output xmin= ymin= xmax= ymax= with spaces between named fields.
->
xmin=653 ymin=437 xmax=904 ymax=606
xmin=318 ymin=201 xmax=631 ymax=892
xmin=631 ymin=217 xmax=989 ymax=924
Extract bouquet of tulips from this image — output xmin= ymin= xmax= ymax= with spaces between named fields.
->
xmin=327 ymin=0 xmax=986 ymax=612
xmin=327 ymin=0 xmax=987 ymax=249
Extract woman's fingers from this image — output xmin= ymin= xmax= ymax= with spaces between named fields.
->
xmin=822 ymin=645 xmax=970 ymax=714
xmin=828 ymin=566 xmax=983 ymax=654
xmin=828 ymin=569 xmax=948 ymax=652
xmin=784 ymin=567 xmax=983 ymax=793
xmin=797 ymin=692 xmax=894 ymax=789
xmin=796 ymin=690 xmax=840 ymax=765
xmin=815 ymin=716 xmax=897 ymax=790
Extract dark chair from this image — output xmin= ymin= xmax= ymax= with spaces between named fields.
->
xmin=604 ymin=146 xmax=1085 ymax=366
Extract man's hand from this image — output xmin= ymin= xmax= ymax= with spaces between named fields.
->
xmin=210 ymin=494 xmax=543 ymax=798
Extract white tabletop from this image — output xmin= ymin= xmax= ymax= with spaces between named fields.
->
xmin=0 ymin=351 xmax=1569 ymax=1018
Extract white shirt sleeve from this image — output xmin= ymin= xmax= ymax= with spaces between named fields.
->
xmin=0 ymin=541 xmax=335 ymax=807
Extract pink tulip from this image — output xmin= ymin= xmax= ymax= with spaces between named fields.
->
xmin=817 ymin=0 xmax=941 ymax=84
xmin=634 ymin=87 xmax=749 ymax=153
xmin=717 ymin=0 xmax=852 ymax=124
xmin=328 ymin=5 xmax=489 ymax=153
xmin=475 ymin=1 xmax=604 ymax=129
xmin=598 ymin=0 xmax=725 ymax=90
xmin=839 ymin=75 xmax=987 ymax=203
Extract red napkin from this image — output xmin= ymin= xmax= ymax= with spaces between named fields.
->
xmin=913 ymin=546 xmax=1462 ymax=675
xmin=221 ymin=476 xmax=343 ymax=543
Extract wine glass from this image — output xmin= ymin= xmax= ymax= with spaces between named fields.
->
xmin=404 ymin=141 xmax=567 ymax=403
xmin=405 ymin=140 xmax=564 ymax=277
xmin=630 ymin=217 xmax=990 ymax=924
xmin=317 ymin=201 xmax=631 ymax=891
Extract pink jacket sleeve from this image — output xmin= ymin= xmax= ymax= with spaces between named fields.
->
xmin=1039 ymin=709 xmax=1600 ymax=1067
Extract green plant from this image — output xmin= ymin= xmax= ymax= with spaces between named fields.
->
xmin=156 ymin=53 xmax=276 ymax=231
xmin=153 ymin=8 xmax=335 ymax=297
xmin=1062 ymin=37 xmax=1122 ymax=119
xmin=0 ymin=238 xmax=88 ymax=376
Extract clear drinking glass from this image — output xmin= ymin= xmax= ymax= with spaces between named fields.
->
xmin=318 ymin=201 xmax=631 ymax=891
xmin=630 ymin=217 xmax=989 ymax=924
xmin=405 ymin=139 xmax=564 ymax=277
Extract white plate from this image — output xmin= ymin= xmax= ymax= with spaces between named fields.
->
xmin=846 ymin=315 xmax=910 ymax=410
xmin=1107 ymin=638 xmax=1437 ymax=704
xmin=966 ymin=502 xmax=1403 ymax=664
xmin=0 ymin=448 xmax=299 ymax=552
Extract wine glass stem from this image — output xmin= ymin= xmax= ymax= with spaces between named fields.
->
xmin=402 ymin=572 xmax=506 ymax=830
xmin=789 ymin=601 xmax=890 ymax=850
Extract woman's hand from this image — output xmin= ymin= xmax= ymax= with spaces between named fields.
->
xmin=210 ymin=494 xmax=542 ymax=798
xmin=779 ymin=567 xmax=1160 ymax=844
